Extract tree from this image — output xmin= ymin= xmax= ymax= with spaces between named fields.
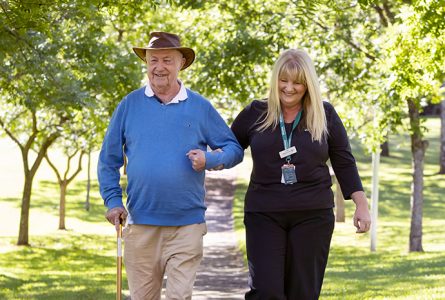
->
xmin=45 ymin=148 xmax=84 ymax=230
xmin=1 ymin=0 xmax=107 ymax=245
xmin=378 ymin=2 xmax=445 ymax=251
xmin=335 ymin=0 xmax=444 ymax=251
xmin=285 ymin=0 xmax=444 ymax=251
xmin=0 ymin=104 xmax=63 ymax=245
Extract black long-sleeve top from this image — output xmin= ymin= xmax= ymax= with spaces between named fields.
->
xmin=231 ymin=100 xmax=363 ymax=212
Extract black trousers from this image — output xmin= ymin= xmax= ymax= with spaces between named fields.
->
xmin=244 ymin=209 xmax=335 ymax=300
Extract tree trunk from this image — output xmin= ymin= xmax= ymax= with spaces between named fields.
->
xmin=59 ymin=182 xmax=67 ymax=230
xmin=17 ymin=133 xmax=59 ymax=245
xmin=380 ymin=140 xmax=390 ymax=157
xmin=85 ymin=151 xmax=91 ymax=211
xmin=335 ymin=181 xmax=345 ymax=222
xmin=439 ymin=99 xmax=445 ymax=174
xmin=46 ymin=149 xmax=83 ymax=229
xmin=408 ymin=99 xmax=428 ymax=252
xmin=17 ymin=174 xmax=33 ymax=246
xmin=7 ymin=110 xmax=61 ymax=246
xmin=329 ymin=167 xmax=345 ymax=222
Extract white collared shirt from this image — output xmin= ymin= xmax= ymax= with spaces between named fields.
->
xmin=144 ymin=80 xmax=188 ymax=105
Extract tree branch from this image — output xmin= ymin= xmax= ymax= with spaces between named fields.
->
xmin=372 ymin=4 xmax=388 ymax=27
xmin=342 ymin=37 xmax=376 ymax=61
xmin=382 ymin=1 xmax=395 ymax=24
xmin=45 ymin=153 xmax=62 ymax=184
xmin=67 ymin=151 xmax=84 ymax=184
xmin=63 ymin=149 xmax=79 ymax=180
xmin=23 ymin=111 xmax=38 ymax=153
xmin=0 ymin=117 xmax=24 ymax=151
xmin=30 ymin=132 xmax=60 ymax=178
xmin=313 ymin=20 xmax=376 ymax=61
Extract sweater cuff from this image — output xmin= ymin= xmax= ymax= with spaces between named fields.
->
xmin=205 ymin=151 xmax=222 ymax=170
xmin=106 ymin=197 xmax=124 ymax=210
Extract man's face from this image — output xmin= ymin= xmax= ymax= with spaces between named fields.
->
xmin=146 ymin=49 xmax=185 ymax=93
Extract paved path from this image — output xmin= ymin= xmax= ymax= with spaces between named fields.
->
xmin=139 ymin=168 xmax=249 ymax=300
xmin=124 ymin=168 xmax=249 ymax=299
xmin=192 ymin=169 xmax=249 ymax=299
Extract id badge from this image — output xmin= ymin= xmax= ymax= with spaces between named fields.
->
xmin=279 ymin=146 xmax=297 ymax=159
xmin=281 ymin=164 xmax=297 ymax=185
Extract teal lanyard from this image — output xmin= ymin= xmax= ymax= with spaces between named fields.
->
xmin=279 ymin=110 xmax=302 ymax=163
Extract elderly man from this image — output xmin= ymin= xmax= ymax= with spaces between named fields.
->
xmin=98 ymin=32 xmax=243 ymax=300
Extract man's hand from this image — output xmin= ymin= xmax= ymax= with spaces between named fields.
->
xmin=187 ymin=149 xmax=206 ymax=172
xmin=105 ymin=207 xmax=128 ymax=231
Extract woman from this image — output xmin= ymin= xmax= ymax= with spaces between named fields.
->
xmin=231 ymin=49 xmax=371 ymax=299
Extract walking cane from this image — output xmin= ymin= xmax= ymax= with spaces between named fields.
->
xmin=117 ymin=222 xmax=123 ymax=300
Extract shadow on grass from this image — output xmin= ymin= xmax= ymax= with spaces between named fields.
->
xmin=322 ymin=247 xmax=445 ymax=299
xmin=0 ymin=197 xmax=21 ymax=206
xmin=0 ymin=233 xmax=127 ymax=300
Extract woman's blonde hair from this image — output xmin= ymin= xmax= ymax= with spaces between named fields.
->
xmin=258 ymin=49 xmax=327 ymax=142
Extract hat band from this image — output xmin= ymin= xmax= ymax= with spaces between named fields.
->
xmin=148 ymin=37 xmax=179 ymax=49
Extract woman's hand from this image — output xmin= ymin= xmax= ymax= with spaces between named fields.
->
xmin=351 ymin=191 xmax=371 ymax=233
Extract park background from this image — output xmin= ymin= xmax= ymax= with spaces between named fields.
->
xmin=1 ymin=0 xmax=445 ymax=299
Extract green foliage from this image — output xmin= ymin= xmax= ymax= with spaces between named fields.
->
xmin=1 ymin=1 xmax=99 ymax=109
xmin=0 ymin=0 xmax=143 ymax=146
xmin=297 ymin=0 xmax=445 ymax=152
xmin=298 ymin=2 xmax=382 ymax=148
xmin=182 ymin=0 xmax=323 ymax=119
xmin=374 ymin=2 xmax=445 ymax=143
xmin=413 ymin=0 xmax=445 ymax=37
xmin=105 ymin=0 xmax=323 ymax=120
xmin=2 ymin=0 xmax=443 ymax=146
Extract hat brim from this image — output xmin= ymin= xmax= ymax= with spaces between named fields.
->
xmin=132 ymin=47 xmax=195 ymax=70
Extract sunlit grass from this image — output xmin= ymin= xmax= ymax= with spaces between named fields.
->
xmin=0 ymin=144 xmax=124 ymax=299
xmin=233 ymin=117 xmax=445 ymax=299
xmin=0 ymin=232 xmax=128 ymax=299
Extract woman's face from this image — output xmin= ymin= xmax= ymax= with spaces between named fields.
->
xmin=278 ymin=76 xmax=307 ymax=108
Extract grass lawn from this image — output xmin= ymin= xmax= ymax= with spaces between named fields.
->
xmin=0 ymin=141 xmax=128 ymax=299
xmin=233 ymin=117 xmax=445 ymax=299
xmin=0 ymin=180 xmax=128 ymax=299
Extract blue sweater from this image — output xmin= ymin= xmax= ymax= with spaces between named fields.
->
xmin=98 ymin=86 xmax=243 ymax=226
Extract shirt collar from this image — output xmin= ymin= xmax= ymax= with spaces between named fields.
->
xmin=144 ymin=80 xmax=188 ymax=105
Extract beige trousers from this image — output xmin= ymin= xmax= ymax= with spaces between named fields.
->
xmin=123 ymin=223 xmax=207 ymax=300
